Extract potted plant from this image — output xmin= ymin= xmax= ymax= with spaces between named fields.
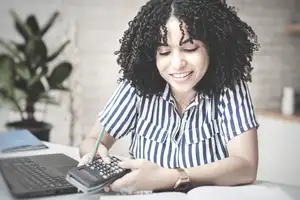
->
xmin=0 ymin=10 xmax=73 ymax=141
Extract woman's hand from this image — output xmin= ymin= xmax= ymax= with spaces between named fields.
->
xmin=77 ymin=144 xmax=111 ymax=166
xmin=106 ymin=159 xmax=178 ymax=194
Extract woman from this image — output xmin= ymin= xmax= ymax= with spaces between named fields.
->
xmin=79 ymin=0 xmax=260 ymax=194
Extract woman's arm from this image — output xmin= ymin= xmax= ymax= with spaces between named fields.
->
xmin=79 ymin=119 xmax=116 ymax=157
xmin=79 ymin=80 xmax=138 ymax=157
xmin=163 ymin=128 xmax=258 ymax=188
xmin=184 ymin=128 xmax=258 ymax=186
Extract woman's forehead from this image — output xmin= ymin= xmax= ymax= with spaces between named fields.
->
xmin=159 ymin=16 xmax=191 ymax=46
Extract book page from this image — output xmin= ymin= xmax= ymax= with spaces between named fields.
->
xmin=99 ymin=191 xmax=186 ymax=200
xmin=187 ymin=183 xmax=294 ymax=200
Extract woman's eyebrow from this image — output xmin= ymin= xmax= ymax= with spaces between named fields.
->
xmin=157 ymin=38 xmax=193 ymax=47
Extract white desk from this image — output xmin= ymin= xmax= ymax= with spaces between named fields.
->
xmin=0 ymin=142 xmax=300 ymax=200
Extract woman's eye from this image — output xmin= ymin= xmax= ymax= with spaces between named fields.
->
xmin=159 ymin=51 xmax=171 ymax=56
xmin=183 ymin=47 xmax=199 ymax=52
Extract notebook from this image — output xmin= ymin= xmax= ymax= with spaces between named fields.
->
xmin=99 ymin=182 xmax=295 ymax=200
xmin=0 ymin=129 xmax=48 ymax=153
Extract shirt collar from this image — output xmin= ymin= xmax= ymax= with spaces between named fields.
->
xmin=162 ymin=83 xmax=175 ymax=104
xmin=161 ymin=83 xmax=210 ymax=106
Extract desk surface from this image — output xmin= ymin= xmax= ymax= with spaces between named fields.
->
xmin=0 ymin=142 xmax=300 ymax=200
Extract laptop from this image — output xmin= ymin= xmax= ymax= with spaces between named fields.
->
xmin=0 ymin=153 xmax=79 ymax=198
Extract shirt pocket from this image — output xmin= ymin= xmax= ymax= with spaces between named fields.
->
xmin=135 ymin=117 xmax=168 ymax=143
xmin=184 ymin=118 xmax=220 ymax=144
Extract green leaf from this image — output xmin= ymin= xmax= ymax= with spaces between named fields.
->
xmin=25 ymin=39 xmax=48 ymax=65
xmin=0 ymin=54 xmax=14 ymax=66
xmin=36 ymin=40 xmax=48 ymax=62
xmin=0 ymin=89 xmax=17 ymax=106
xmin=27 ymin=80 xmax=45 ymax=100
xmin=26 ymin=15 xmax=40 ymax=35
xmin=15 ymin=63 xmax=31 ymax=80
xmin=0 ymin=55 xmax=14 ymax=97
xmin=24 ymin=39 xmax=35 ymax=59
xmin=0 ymin=88 xmax=10 ymax=99
xmin=47 ymin=62 xmax=73 ymax=88
xmin=10 ymin=9 xmax=32 ymax=41
xmin=0 ymin=54 xmax=14 ymax=80
xmin=0 ymin=39 xmax=23 ymax=61
xmin=14 ymin=79 xmax=28 ymax=92
xmin=11 ymin=42 xmax=25 ymax=53
xmin=41 ymin=11 xmax=60 ymax=36
xmin=46 ymin=40 xmax=70 ymax=63
xmin=28 ymin=66 xmax=48 ymax=87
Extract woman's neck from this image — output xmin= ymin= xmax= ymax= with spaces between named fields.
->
xmin=171 ymin=89 xmax=197 ymax=111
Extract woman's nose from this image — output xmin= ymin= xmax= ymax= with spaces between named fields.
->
xmin=171 ymin=51 xmax=186 ymax=69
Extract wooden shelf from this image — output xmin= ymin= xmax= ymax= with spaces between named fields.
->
xmin=286 ymin=23 xmax=300 ymax=33
xmin=256 ymin=109 xmax=300 ymax=123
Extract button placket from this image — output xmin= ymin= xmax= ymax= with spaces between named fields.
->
xmin=173 ymin=112 xmax=188 ymax=144
xmin=179 ymin=113 xmax=188 ymax=141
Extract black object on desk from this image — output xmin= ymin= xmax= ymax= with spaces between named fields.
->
xmin=0 ymin=153 xmax=78 ymax=198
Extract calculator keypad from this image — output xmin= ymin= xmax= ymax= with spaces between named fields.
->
xmin=87 ymin=156 xmax=125 ymax=180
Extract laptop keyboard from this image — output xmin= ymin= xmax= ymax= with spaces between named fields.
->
xmin=1 ymin=157 xmax=73 ymax=190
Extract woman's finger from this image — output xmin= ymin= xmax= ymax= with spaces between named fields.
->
xmin=78 ymin=153 xmax=101 ymax=166
xmin=97 ymin=145 xmax=111 ymax=163
xmin=77 ymin=154 xmax=91 ymax=166
xmin=103 ymin=186 xmax=110 ymax=192
xmin=109 ymin=170 xmax=138 ymax=192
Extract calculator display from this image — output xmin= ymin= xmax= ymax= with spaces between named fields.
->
xmin=78 ymin=168 xmax=98 ymax=181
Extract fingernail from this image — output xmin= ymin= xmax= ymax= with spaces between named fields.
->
xmin=104 ymin=187 xmax=110 ymax=192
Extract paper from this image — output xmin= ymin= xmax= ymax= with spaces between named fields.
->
xmin=99 ymin=183 xmax=295 ymax=200
xmin=187 ymin=184 xmax=294 ymax=200
xmin=99 ymin=192 xmax=186 ymax=200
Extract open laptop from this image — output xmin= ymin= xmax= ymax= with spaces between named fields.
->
xmin=0 ymin=153 xmax=79 ymax=198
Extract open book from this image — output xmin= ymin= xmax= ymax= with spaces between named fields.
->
xmin=99 ymin=181 xmax=295 ymax=200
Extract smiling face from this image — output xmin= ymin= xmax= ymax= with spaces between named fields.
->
xmin=156 ymin=16 xmax=209 ymax=96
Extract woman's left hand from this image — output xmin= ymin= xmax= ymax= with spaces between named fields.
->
xmin=105 ymin=159 xmax=175 ymax=194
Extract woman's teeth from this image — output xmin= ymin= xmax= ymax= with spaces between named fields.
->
xmin=171 ymin=72 xmax=192 ymax=78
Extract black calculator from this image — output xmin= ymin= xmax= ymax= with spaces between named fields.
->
xmin=66 ymin=156 xmax=131 ymax=194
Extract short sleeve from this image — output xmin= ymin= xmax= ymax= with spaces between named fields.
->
xmin=217 ymin=80 xmax=259 ymax=142
xmin=98 ymin=80 xmax=138 ymax=139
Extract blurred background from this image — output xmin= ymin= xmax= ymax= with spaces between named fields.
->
xmin=0 ymin=0 xmax=300 ymax=189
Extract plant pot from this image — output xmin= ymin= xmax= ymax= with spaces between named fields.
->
xmin=5 ymin=120 xmax=53 ymax=142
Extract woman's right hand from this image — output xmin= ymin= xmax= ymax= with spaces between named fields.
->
xmin=77 ymin=144 xmax=111 ymax=166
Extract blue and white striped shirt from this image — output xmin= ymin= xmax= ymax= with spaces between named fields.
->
xmin=99 ymin=80 xmax=259 ymax=168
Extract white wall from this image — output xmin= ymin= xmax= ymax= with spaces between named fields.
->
xmin=256 ymin=116 xmax=300 ymax=187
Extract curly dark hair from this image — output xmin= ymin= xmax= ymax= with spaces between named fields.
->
xmin=115 ymin=0 xmax=259 ymax=98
